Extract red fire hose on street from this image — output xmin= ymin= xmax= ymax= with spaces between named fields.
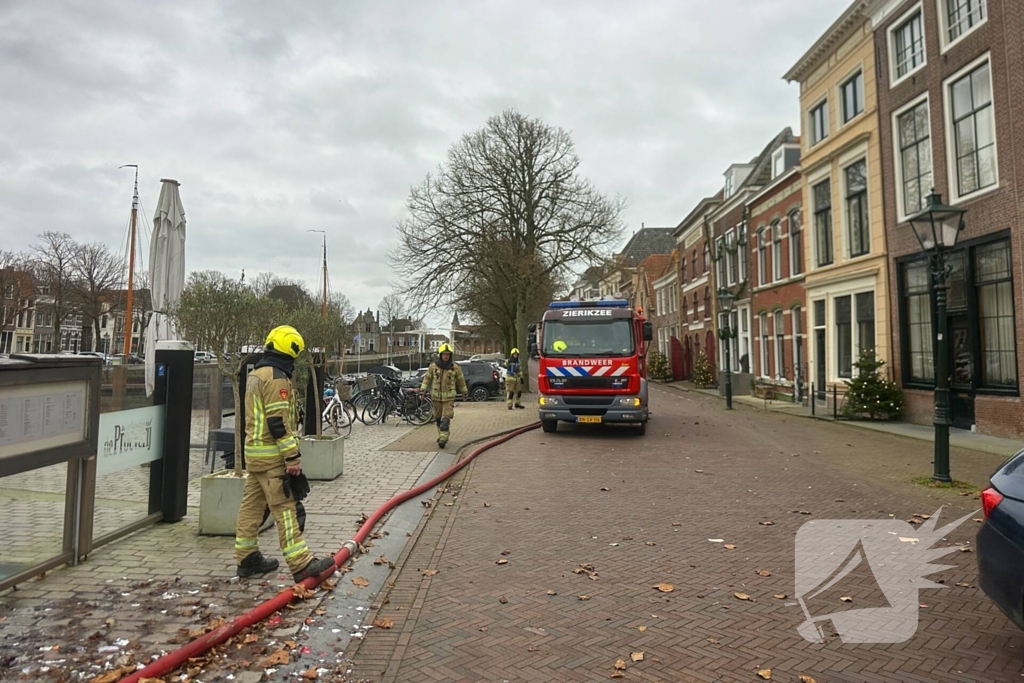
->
xmin=119 ymin=422 xmax=540 ymax=683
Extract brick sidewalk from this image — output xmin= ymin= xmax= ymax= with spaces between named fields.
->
xmin=345 ymin=385 xmax=1024 ymax=682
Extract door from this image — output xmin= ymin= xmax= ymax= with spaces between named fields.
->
xmin=949 ymin=316 xmax=976 ymax=429
xmin=815 ymin=329 xmax=826 ymax=400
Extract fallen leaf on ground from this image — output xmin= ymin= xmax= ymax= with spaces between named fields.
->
xmin=302 ymin=665 xmax=319 ymax=680
xmin=652 ymin=583 xmax=674 ymax=593
xmin=484 ymin=503 xmax=491 ymax=507
xmin=695 ymin=469 xmax=704 ymax=473
xmin=243 ymin=633 xmax=258 ymax=644
xmin=89 ymin=669 xmax=135 ymax=683
xmin=916 ymin=513 xmax=931 ymax=519
xmin=974 ymin=518 xmax=983 ymax=523
xmin=261 ymin=649 xmax=290 ymax=666
xmin=840 ymin=596 xmax=853 ymax=602
xmin=578 ymin=595 xmax=590 ymax=601
xmin=524 ymin=626 xmax=547 ymax=636
xmin=724 ymin=544 xmax=736 ymax=550
xmin=798 ymin=676 xmax=817 ymax=683
xmin=759 ymin=521 xmax=775 ymax=526
xmin=352 ymin=577 xmax=370 ymax=587
xmin=610 ymin=673 xmax=624 ymax=679
xmin=773 ymin=593 xmax=787 ymax=599
xmin=422 ymin=569 xmax=439 ymax=577
xmin=672 ymin=522 xmax=681 ymax=527
xmin=707 ymin=638 xmax=720 ymax=644
xmin=734 ymin=592 xmax=751 ymax=601
xmin=496 ymin=559 xmax=508 ymax=565
xmin=708 ymin=538 xmax=724 ymax=543
xmin=959 ymin=547 xmax=974 ymax=553
xmin=756 ymin=570 xmax=772 ymax=577
xmin=757 ymin=668 xmax=772 ymax=680
xmin=293 ymin=585 xmax=316 ymax=599
xmin=638 ymin=625 xmax=647 ymax=632
xmin=614 ymin=659 xmax=627 ymax=670
xmin=372 ymin=617 xmax=393 ymax=629
xmin=547 ymin=590 xmax=557 ymax=595
xmin=499 ymin=596 xmax=508 ymax=604
xmin=645 ymin=541 xmax=656 ymax=546
xmin=630 ymin=651 xmax=644 ymax=662
xmin=600 ymin=487 xmax=610 ymax=491
xmin=955 ymin=582 xmax=973 ymax=588
xmin=373 ymin=555 xmax=388 ymax=565
xmin=799 ymin=510 xmax=812 ymax=515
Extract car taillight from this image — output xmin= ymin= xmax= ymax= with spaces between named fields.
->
xmin=493 ymin=371 xmax=499 ymax=381
xmin=981 ymin=487 xmax=1003 ymax=519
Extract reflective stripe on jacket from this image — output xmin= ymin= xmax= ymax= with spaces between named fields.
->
xmin=420 ymin=362 xmax=468 ymax=402
xmin=244 ymin=365 xmax=300 ymax=472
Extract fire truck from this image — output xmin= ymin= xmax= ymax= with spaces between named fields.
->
xmin=528 ymin=299 xmax=653 ymax=435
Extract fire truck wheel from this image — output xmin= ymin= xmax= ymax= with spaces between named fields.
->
xmin=633 ymin=422 xmax=647 ymax=436
xmin=541 ymin=419 xmax=558 ymax=433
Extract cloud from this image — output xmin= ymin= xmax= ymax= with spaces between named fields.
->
xmin=0 ymin=0 xmax=849 ymax=315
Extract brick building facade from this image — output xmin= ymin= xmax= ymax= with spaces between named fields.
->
xmin=868 ymin=0 xmax=1023 ymax=437
xmin=673 ymin=196 xmax=720 ymax=380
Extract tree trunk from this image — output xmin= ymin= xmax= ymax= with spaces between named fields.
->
xmin=515 ymin=299 xmax=530 ymax=388
xmin=227 ymin=363 xmax=243 ymax=477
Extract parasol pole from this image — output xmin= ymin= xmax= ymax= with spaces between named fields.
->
xmin=120 ymin=164 xmax=139 ymax=357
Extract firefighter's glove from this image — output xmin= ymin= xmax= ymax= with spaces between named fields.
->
xmin=288 ymin=471 xmax=311 ymax=502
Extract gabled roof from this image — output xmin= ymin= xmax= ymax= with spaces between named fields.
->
xmin=617 ymin=227 xmax=676 ymax=267
xmin=674 ymin=195 xmax=723 ymax=237
xmin=637 ymin=253 xmax=675 ymax=301
xmin=784 ymin=0 xmax=872 ymax=83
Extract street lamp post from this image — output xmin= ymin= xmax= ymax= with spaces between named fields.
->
xmin=906 ymin=190 xmax=966 ymax=483
xmin=716 ymin=288 xmax=737 ymax=410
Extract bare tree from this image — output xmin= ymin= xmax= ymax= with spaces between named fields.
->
xmin=33 ymin=232 xmax=78 ymax=351
xmin=70 ymin=242 xmax=124 ymax=352
xmin=0 ymin=251 xmax=36 ymax=351
xmin=390 ymin=109 xmax=624 ymax=370
xmin=378 ymin=292 xmax=410 ymax=361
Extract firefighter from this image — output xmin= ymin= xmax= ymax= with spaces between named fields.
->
xmin=505 ymin=348 xmax=526 ymax=409
xmin=420 ymin=342 xmax=468 ymax=448
xmin=234 ymin=325 xmax=335 ymax=583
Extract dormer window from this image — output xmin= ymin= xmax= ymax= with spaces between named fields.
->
xmin=724 ymin=174 xmax=734 ymax=199
xmin=772 ymin=149 xmax=785 ymax=179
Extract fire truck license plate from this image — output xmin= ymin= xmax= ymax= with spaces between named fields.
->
xmin=577 ymin=416 xmax=602 ymax=424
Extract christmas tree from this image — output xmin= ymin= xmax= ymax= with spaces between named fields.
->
xmin=648 ymin=350 xmax=672 ymax=381
xmin=692 ymin=351 xmax=715 ymax=388
xmin=841 ymin=350 xmax=904 ymax=421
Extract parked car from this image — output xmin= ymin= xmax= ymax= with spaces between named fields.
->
xmin=194 ymin=351 xmax=216 ymax=363
xmin=977 ymin=448 xmax=1024 ymax=629
xmin=456 ymin=360 xmax=501 ymax=402
xmin=470 ymin=353 xmax=505 ymax=363
xmin=402 ymin=367 xmax=430 ymax=389
xmin=365 ymin=365 xmax=402 ymax=379
xmin=78 ymin=351 xmax=114 ymax=365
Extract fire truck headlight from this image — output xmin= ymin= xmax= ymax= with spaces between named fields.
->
xmin=539 ymin=396 xmax=561 ymax=406
xmin=618 ymin=397 xmax=641 ymax=406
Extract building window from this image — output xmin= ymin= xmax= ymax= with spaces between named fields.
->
xmin=692 ymin=249 xmax=698 ymax=276
xmin=774 ymin=310 xmax=785 ymax=379
xmin=772 ymin=148 xmax=784 ymax=179
xmin=757 ymin=229 xmax=767 ymax=286
xmin=792 ymin=305 xmax=803 ymax=385
xmin=772 ymin=221 xmax=784 ymax=280
xmin=724 ymin=173 xmax=734 ymax=199
xmin=975 ymin=240 xmax=1017 ymax=387
xmin=840 ymin=70 xmax=864 ymax=123
xmin=789 ymin=210 xmax=803 ymax=276
xmin=681 ymin=255 xmax=687 ymax=284
xmin=813 ymin=180 xmax=833 ymax=267
xmin=893 ymin=10 xmax=926 ymax=80
xmin=703 ymin=244 xmax=710 ymax=273
xmin=725 ymin=231 xmax=737 ymax=286
xmin=704 ymin=287 xmax=711 ymax=320
xmin=946 ymin=0 xmax=986 ymax=43
xmin=856 ymin=291 xmax=876 ymax=359
xmin=951 ymin=61 xmax=996 ymax=197
xmin=897 ymin=99 xmax=932 ymax=216
xmin=835 ymin=296 xmax=853 ymax=379
xmin=738 ymin=225 xmax=748 ymax=284
xmin=845 ymin=160 xmax=869 ymax=258
xmin=902 ymin=260 xmax=934 ymax=382
xmin=810 ymin=100 xmax=829 ymax=145
xmin=737 ymin=307 xmax=748 ymax=373
xmin=715 ymin=237 xmax=725 ymax=285
xmin=759 ymin=312 xmax=769 ymax=377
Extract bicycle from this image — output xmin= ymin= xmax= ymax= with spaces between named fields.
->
xmin=361 ymin=375 xmax=433 ymax=426
xmin=322 ymin=382 xmax=356 ymax=438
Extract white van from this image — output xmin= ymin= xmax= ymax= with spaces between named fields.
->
xmin=469 ymin=353 xmax=505 ymax=363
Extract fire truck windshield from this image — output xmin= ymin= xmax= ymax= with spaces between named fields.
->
xmin=542 ymin=319 xmax=634 ymax=357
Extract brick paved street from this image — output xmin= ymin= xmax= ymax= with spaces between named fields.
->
xmin=344 ymin=386 xmax=1024 ymax=683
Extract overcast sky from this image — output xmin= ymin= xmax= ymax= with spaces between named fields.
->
xmin=0 ymin=0 xmax=850 ymax=317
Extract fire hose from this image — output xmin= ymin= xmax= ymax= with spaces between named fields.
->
xmin=119 ymin=421 xmax=541 ymax=683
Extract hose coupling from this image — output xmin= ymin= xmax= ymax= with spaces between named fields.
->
xmin=341 ymin=539 xmax=359 ymax=556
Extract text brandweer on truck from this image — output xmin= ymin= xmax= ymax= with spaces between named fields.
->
xmin=528 ymin=299 xmax=653 ymax=435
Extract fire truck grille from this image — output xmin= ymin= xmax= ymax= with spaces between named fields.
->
xmin=561 ymin=377 xmax=616 ymax=389
xmin=564 ymin=397 xmax=615 ymax=406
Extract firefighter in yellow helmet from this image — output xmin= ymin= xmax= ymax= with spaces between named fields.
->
xmin=419 ymin=342 xmax=468 ymax=448
xmin=505 ymin=348 xmax=526 ymax=409
xmin=234 ymin=325 xmax=334 ymax=583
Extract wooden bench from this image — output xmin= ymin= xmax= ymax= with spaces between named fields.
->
xmin=753 ymin=384 xmax=778 ymax=403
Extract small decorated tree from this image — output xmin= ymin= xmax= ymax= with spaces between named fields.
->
xmin=648 ymin=350 xmax=672 ymax=381
xmin=692 ymin=351 xmax=715 ymax=388
xmin=841 ymin=350 xmax=904 ymax=421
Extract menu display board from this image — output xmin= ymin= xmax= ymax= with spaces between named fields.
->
xmin=0 ymin=381 xmax=87 ymax=460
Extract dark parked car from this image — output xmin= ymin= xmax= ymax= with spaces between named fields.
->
xmin=365 ymin=365 xmax=401 ymax=379
xmin=456 ymin=360 xmax=501 ymax=402
xmin=977 ymin=448 xmax=1024 ymax=629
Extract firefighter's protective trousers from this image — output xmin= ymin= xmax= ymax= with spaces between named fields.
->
xmin=421 ymin=361 xmax=467 ymax=446
xmin=234 ymin=363 xmax=313 ymax=574
xmin=505 ymin=357 xmax=525 ymax=407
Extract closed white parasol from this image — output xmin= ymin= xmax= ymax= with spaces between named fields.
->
xmin=145 ymin=178 xmax=187 ymax=396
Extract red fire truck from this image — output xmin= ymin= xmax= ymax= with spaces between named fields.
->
xmin=528 ymin=299 xmax=653 ymax=435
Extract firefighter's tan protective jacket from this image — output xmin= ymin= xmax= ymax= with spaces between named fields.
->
xmin=243 ymin=365 xmax=301 ymax=472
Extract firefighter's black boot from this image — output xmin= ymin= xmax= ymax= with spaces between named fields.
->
xmin=237 ymin=551 xmax=279 ymax=578
xmin=293 ymin=556 xmax=335 ymax=584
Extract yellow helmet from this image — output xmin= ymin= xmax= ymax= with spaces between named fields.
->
xmin=438 ymin=342 xmax=454 ymax=355
xmin=552 ymin=340 xmax=567 ymax=352
xmin=265 ymin=325 xmax=305 ymax=358
xmin=510 ymin=348 xmax=520 ymax=355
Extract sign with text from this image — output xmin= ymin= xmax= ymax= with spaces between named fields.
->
xmin=96 ymin=404 xmax=165 ymax=475
xmin=0 ymin=380 xmax=87 ymax=459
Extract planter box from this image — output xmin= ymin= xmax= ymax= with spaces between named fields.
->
xmin=301 ymin=435 xmax=344 ymax=481
xmin=198 ymin=470 xmax=275 ymax=537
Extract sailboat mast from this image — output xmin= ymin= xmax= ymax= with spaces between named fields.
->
xmin=321 ymin=233 xmax=328 ymax=319
xmin=122 ymin=164 xmax=139 ymax=357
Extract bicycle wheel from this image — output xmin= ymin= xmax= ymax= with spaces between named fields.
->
xmin=405 ymin=394 xmax=433 ymax=426
xmin=361 ymin=397 xmax=387 ymax=425
xmin=352 ymin=393 xmax=375 ymax=423
xmin=327 ymin=402 xmax=353 ymax=439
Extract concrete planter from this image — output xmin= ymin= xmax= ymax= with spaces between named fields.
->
xmin=301 ymin=435 xmax=344 ymax=481
xmin=198 ymin=470 xmax=275 ymax=536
